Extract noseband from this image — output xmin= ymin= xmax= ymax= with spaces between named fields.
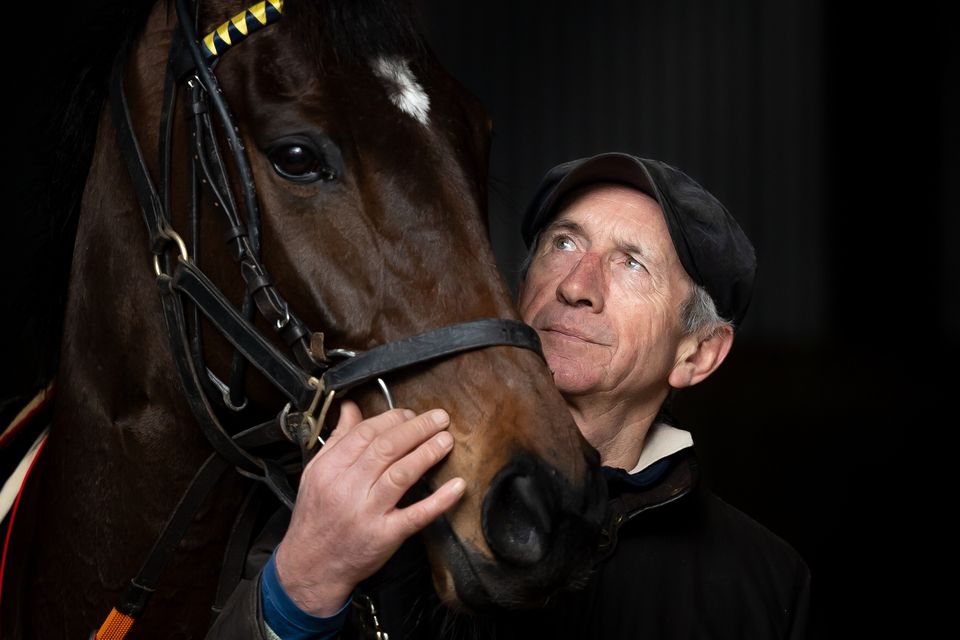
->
xmin=96 ymin=0 xmax=542 ymax=632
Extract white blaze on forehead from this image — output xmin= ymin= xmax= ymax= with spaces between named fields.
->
xmin=371 ymin=56 xmax=430 ymax=125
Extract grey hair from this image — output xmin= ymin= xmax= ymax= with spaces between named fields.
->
xmin=519 ymin=230 xmax=733 ymax=338
xmin=679 ymin=282 xmax=732 ymax=338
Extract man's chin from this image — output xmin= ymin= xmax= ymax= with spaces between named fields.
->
xmin=545 ymin=359 xmax=600 ymax=396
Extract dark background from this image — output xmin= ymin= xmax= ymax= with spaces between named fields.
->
xmin=418 ymin=2 xmax=956 ymax=635
xmin=4 ymin=0 xmax=956 ymax=636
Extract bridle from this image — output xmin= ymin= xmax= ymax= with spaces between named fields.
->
xmin=95 ymin=0 xmax=543 ymax=634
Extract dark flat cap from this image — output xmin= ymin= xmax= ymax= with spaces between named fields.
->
xmin=522 ymin=152 xmax=757 ymax=326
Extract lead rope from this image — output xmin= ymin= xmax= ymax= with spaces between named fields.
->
xmin=91 ymin=454 xmax=231 ymax=640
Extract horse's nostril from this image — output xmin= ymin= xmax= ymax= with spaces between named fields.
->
xmin=483 ymin=471 xmax=555 ymax=566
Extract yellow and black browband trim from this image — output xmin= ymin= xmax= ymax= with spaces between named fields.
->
xmin=202 ymin=0 xmax=284 ymax=63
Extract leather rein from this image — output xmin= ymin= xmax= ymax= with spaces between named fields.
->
xmin=94 ymin=0 xmax=542 ymax=634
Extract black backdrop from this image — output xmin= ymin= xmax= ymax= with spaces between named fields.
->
xmin=419 ymin=3 xmax=956 ymax=635
xmin=4 ymin=0 xmax=956 ymax=636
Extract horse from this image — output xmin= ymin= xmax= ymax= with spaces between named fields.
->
xmin=1 ymin=0 xmax=606 ymax=637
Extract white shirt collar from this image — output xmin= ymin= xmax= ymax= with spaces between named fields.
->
xmin=626 ymin=422 xmax=694 ymax=474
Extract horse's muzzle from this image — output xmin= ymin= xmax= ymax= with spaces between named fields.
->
xmin=482 ymin=460 xmax=562 ymax=565
xmin=476 ymin=451 xmax=608 ymax=600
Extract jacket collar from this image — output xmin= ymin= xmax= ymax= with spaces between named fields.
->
xmin=595 ymin=425 xmax=699 ymax=561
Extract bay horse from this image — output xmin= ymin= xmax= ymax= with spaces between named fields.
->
xmin=1 ymin=0 xmax=606 ymax=637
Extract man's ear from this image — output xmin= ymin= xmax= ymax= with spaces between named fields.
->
xmin=668 ymin=325 xmax=734 ymax=389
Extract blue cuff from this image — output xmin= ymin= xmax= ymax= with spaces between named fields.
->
xmin=260 ymin=549 xmax=351 ymax=640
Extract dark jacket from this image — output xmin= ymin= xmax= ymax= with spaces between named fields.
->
xmin=208 ymin=449 xmax=811 ymax=639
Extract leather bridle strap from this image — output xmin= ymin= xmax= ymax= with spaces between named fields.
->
xmin=210 ymin=482 xmax=270 ymax=621
xmin=170 ymin=258 xmax=545 ymax=410
xmin=171 ymin=260 xmax=318 ymax=410
xmin=108 ymin=42 xmax=169 ymax=255
xmin=175 ymin=0 xmax=264 ymax=255
xmin=322 ymin=318 xmax=543 ymax=396
xmin=157 ymin=272 xmax=275 ymax=475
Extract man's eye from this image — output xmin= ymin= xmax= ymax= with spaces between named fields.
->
xmin=625 ymin=257 xmax=644 ymax=271
xmin=553 ymin=236 xmax=575 ymax=251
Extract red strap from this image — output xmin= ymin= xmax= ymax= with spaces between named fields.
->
xmin=0 ymin=434 xmax=49 ymax=605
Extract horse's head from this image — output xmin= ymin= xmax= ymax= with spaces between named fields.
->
xmin=133 ymin=0 xmax=606 ymax=610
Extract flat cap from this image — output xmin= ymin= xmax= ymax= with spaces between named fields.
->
xmin=522 ymin=152 xmax=757 ymax=326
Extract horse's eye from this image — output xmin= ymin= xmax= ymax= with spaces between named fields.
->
xmin=269 ymin=143 xmax=336 ymax=183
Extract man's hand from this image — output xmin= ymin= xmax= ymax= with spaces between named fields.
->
xmin=273 ymin=401 xmax=465 ymax=616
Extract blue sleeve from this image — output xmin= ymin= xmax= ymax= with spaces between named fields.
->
xmin=260 ymin=549 xmax=351 ymax=640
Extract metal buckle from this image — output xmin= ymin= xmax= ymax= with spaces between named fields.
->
xmin=152 ymin=228 xmax=190 ymax=277
xmin=206 ymin=368 xmax=248 ymax=411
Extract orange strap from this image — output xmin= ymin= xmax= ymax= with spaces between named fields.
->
xmin=95 ymin=608 xmax=135 ymax=640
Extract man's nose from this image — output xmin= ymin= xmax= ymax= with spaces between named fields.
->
xmin=556 ymin=252 xmax=605 ymax=310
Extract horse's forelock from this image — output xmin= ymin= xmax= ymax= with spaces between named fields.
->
xmin=280 ymin=0 xmax=425 ymax=65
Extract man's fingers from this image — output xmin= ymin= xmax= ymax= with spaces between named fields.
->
xmin=313 ymin=406 xmax=417 ymax=467
xmin=390 ymin=477 xmax=466 ymax=537
xmin=369 ymin=427 xmax=455 ymax=507
xmin=357 ymin=409 xmax=450 ymax=478
xmin=278 ymin=405 xmax=461 ymax=613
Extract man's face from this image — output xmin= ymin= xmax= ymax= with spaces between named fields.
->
xmin=518 ymin=184 xmax=693 ymax=407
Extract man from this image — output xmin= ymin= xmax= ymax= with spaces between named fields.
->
xmin=211 ymin=152 xmax=811 ymax=638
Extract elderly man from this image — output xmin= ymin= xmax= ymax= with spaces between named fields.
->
xmin=500 ymin=153 xmax=811 ymax=638
xmin=212 ymin=153 xmax=811 ymax=639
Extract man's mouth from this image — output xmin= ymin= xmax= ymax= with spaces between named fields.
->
xmin=540 ymin=324 xmax=607 ymax=346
